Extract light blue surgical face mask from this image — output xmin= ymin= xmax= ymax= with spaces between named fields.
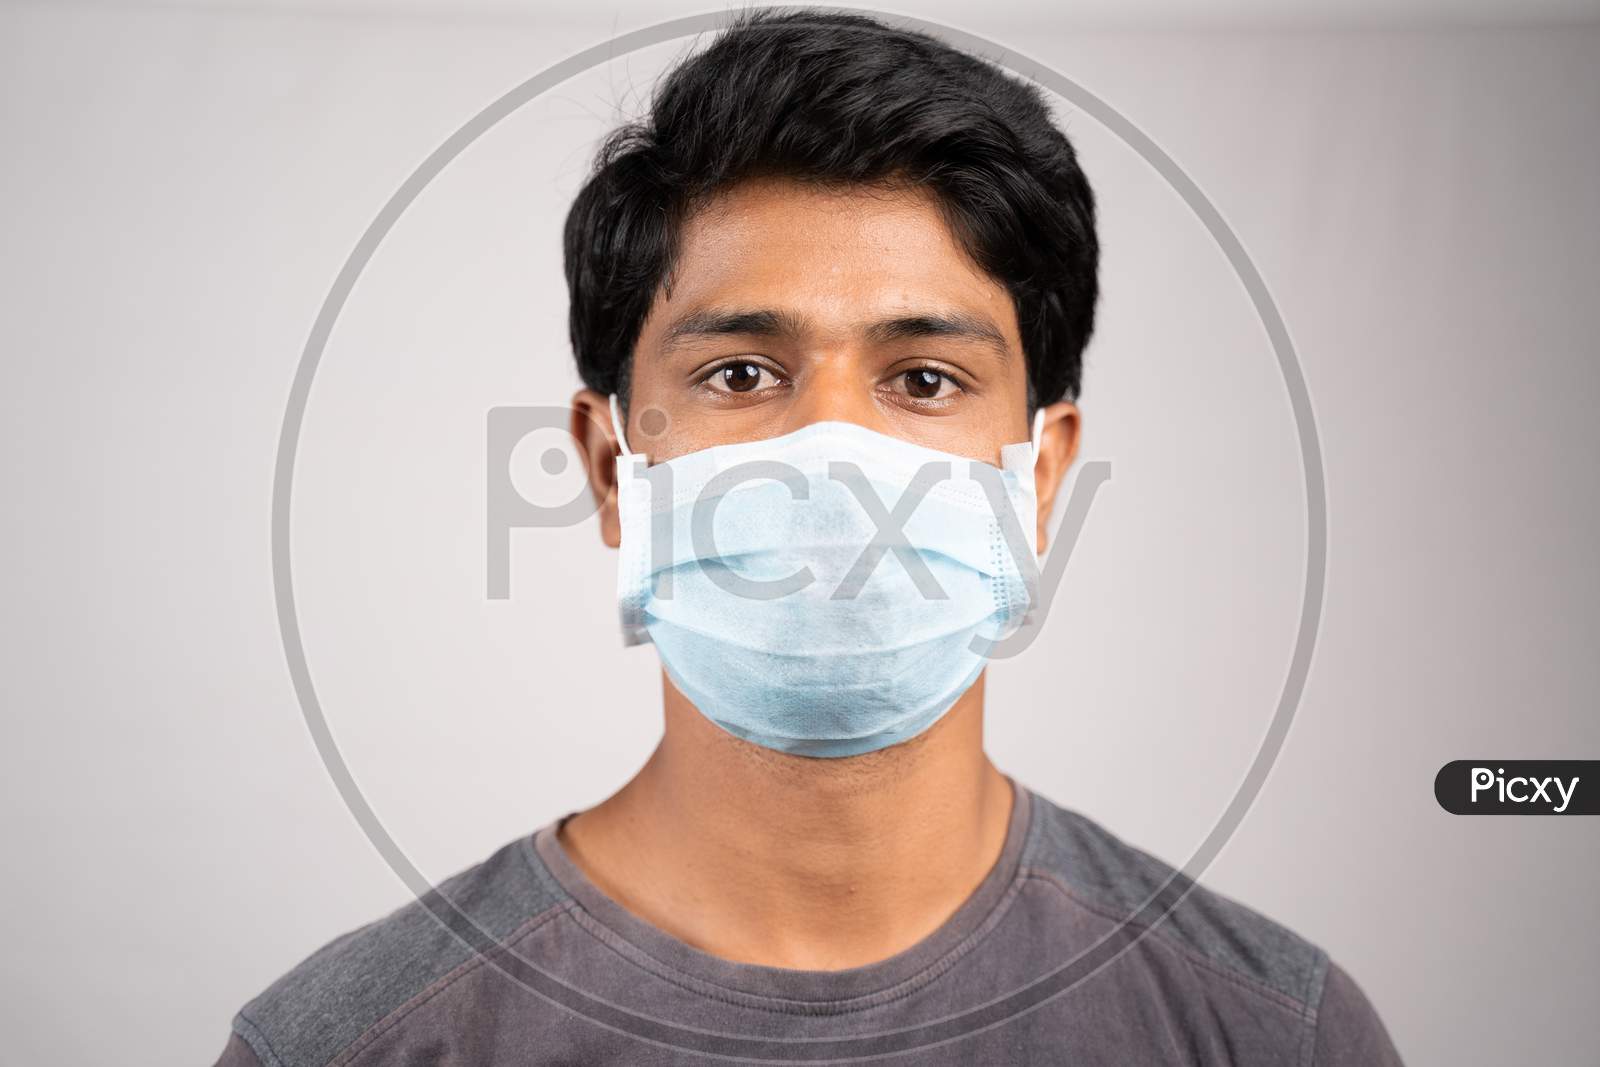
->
xmin=610 ymin=395 xmax=1044 ymax=758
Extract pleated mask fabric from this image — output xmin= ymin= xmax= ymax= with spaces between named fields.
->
xmin=610 ymin=396 xmax=1042 ymax=757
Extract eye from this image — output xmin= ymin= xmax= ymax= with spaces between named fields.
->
xmin=703 ymin=361 xmax=782 ymax=394
xmin=894 ymin=368 xmax=959 ymax=401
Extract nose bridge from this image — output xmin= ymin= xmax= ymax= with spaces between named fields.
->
xmin=784 ymin=345 xmax=888 ymax=435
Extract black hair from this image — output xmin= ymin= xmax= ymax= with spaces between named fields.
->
xmin=563 ymin=8 xmax=1099 ymax=410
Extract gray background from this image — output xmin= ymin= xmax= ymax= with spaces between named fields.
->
xmin=2 ymin=1 xmax=1598 ymax=1064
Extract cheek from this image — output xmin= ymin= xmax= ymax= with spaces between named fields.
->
xmin=631 ymin=413 xmax=744 ymax=462
xmin=943 ymin=390 xmax=1035 ymax=463
xmin=615 ymin=377 xmax=692 ymax=458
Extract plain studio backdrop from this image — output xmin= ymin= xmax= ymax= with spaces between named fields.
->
xmin=2 ymin=0 xmax=1598 ymax=1063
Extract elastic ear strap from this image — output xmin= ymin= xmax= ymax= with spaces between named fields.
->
xmin=608 ymin=393 xmax=633 ymax=457
xmin=1030 ymin=407 xmax=1046 ymax=463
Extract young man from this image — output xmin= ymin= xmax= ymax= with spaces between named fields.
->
xmin=217 ymin=11 xmax=1402 ymax=1065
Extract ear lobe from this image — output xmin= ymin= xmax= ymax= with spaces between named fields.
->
xmin=570 ymin=389 xmax=623 ymax=549
xmin=1033 ymin=401 xmax=1081 ymax=555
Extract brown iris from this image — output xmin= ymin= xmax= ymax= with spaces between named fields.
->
xmin=721 ymin=363 xmax=763 ymax=392
xmin=904 ymin=369 xmax=943 ymax=399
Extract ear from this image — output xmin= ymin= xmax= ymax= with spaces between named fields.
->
xmin=1033 ymin=401 xmax=1081 ymax=555
xmin=571 ymin=389 xmax=623 ymax=549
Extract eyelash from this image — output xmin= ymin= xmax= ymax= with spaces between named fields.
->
xmin=697 ymin=359 xmax=789 ymax=395
xmin=888 ymin=366 xmax=964 ymax=403
xmin=694 ymin=359 xmax=967 ymax=402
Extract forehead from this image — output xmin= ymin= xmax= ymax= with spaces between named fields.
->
xmin=651 ymin=177 xmax=1020 ymax=340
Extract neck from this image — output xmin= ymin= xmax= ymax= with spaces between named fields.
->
xmin=557 ymin=674 xmax=1014 ymax=970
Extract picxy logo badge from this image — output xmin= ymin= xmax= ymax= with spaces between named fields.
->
xmin=1435 ymin=760 xmax=1595 ymax=815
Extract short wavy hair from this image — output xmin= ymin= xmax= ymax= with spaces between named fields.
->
xmin=564 ymin=9 xmax=1100 ymax=409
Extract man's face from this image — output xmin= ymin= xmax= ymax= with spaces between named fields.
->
xmin=574 ymin=175 xmax=1079 ymax=548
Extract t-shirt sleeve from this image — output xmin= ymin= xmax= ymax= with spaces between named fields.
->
xmin=212 ymin=1031 xmax=266 ymax=1067
xmin=1312 ymin=959 xmax=1404 ymax=1066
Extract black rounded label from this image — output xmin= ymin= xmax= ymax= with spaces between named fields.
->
xmin=1435 ymin=761 xmax=1595 ymax=815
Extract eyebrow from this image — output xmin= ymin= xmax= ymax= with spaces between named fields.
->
xmin=864 ymin=313 xmax=1010 ymax=358
xmin=660 ymin=308 xmax=807 ymax=347
xmin=660 ymin=307 xmax=1010 ymax=359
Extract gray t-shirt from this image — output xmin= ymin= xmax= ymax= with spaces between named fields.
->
xmin=214 ymin=784 xmax=1402 ymax=1065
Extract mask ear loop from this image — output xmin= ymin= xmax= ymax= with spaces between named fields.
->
xmin=1030 ymin=407 xmax=1046 ymax=466
xmin=608 ymin=393 xmax=633 ymax=457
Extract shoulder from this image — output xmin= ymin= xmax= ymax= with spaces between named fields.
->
xmin=1018 ymin=788 xmax=1402 ymax=1063
xmin=1019 ymin=788 xmax=1326 ymax=1008
xmin=225 ymin=834 xmax=571 ymax=1067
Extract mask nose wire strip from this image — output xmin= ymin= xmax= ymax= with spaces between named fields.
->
xmin=608 ymin=392 xmax=633 ymax=457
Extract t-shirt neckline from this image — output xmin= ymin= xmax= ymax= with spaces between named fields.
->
xmin=526 ymin=779 xmax=1034 ymax=1006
